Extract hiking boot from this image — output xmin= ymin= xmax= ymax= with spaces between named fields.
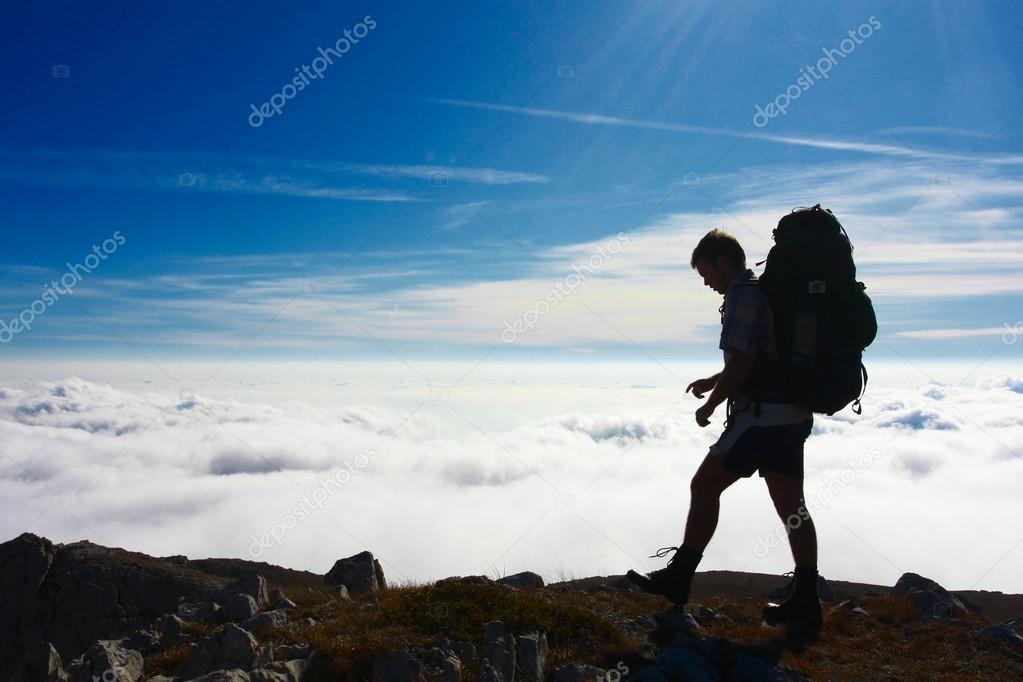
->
xmin=763 ymin=567 xmax=823 ymax=634
xmin=762 ymin=592 xmax=823 ymax=631
xmin=625 ymin=545 xmax=702 ymax=607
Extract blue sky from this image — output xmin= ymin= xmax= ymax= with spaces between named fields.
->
xmin=2 ymin=0 xmax=1022 ymax=365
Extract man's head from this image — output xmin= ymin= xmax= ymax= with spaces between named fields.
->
xmin=690 ymin=228 xmax=746 ymax=295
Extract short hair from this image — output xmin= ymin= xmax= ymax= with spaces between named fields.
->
xmin=690 ymin=228 xmax=746 ymax=269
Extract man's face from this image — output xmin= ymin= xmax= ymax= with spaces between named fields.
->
xmin=695 ymin=257 xmax=736 ymax=295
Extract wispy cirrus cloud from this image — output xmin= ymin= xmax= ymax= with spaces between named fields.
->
xmin=0 ymin=148 xmax=548 ymax=202
xmin=431 ymin=98 xmax=1023 ymax=166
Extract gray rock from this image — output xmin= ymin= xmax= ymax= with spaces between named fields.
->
xmin=483 ymin=621 xmax=516 ymax=682
xmin=67 ymin=640 xmax=145 ymax=682
xmin=891 ymin=572 xmax=974 ymax=619
xmin=334 ymin=585 xmax=351 ymax=601
xmin=656 ymin=649 xmax=719 ymax=682
xmin=220 ymin=575 xmax=268 ymax=608
xmin=514 ymin=631 xmax=548 ymax=682
xmin=827 ymin=599 xmax=870 ymax=617
xmin=496 ymin=572 xmax=544 ymax=589
xmin=240 ymin=610 xmax=288 ymax=637
xmin=324 ymin=551 xmax=386 ymax=594
xmin=268 ymin=588 xmax=297 ymax=610
xmin=973 ymin=620 xmax=1023 ymax=647
xmin=373 ymin=649 xmax=425 ymax=682
xmin=180 ymin=624 xmax=259 ymax=679
xmin=180 ymin=600 xmax=221 ymax=625
xmin=653 ymin=609 xmax=701 ymax=634
xmin=220 ymin=594 xmax=259 ymax=623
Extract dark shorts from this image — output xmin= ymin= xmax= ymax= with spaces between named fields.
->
xmin=709 ymin=417 xmax=813 ymax=478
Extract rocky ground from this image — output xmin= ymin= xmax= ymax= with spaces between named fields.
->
xmin=2 ymin=532 xmax=1022 ymax=681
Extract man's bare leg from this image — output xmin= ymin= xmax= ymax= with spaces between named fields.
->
xmin=681 ymin=451 xmax=743 ymax=552
xmin=763 ymin=469 xmax=816 ymax=566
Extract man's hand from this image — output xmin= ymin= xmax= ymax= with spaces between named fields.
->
xmin=695 ymin=402 xmax=715 ymax=427
xmin=685 ymin=375 xmax=718 ymax=399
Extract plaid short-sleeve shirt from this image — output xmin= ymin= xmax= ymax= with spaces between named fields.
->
xmin=717 ymin=268 xmax=811 ymax=423
xmin=719 ymin=268 xmax=777 ymax=363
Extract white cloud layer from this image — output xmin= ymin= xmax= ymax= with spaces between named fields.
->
xmin=2 ymin=368 xmax=1021 ymax=593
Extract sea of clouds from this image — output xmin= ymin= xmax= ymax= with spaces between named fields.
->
xmin=1 ymin=364 xmax=1021 ymax=593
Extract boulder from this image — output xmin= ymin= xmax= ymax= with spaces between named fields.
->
xmin=240 ymin=610 xmax=288 ymax=637
xmin=973 ymin=620 xmax=1023 ymax=647
xmin=324 ymin=551 xmax=386 ymax=594
xmin=180 ymin=624 xmax=259 ymax=680
xmin=496 ymin=572 xmax=544 ymax=589
xmin=0 ymin=532 xmax=221 ymax=680
xmin=514 ymin=632 xmax=548 ymax=682
xmin=891 ymin=572 xmax=978 ymax=619
xmin=220 ymin=593 xmax=260 ymax=623
xmin=66 ymin=640 xmax=144 ymax=682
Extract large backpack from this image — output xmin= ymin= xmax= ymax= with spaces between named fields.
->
xmin=739 ymin=204 xmax=877 ymax=415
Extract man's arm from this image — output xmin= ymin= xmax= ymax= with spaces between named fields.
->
xmin=704 ymin=349 xmax=755 ymax=410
